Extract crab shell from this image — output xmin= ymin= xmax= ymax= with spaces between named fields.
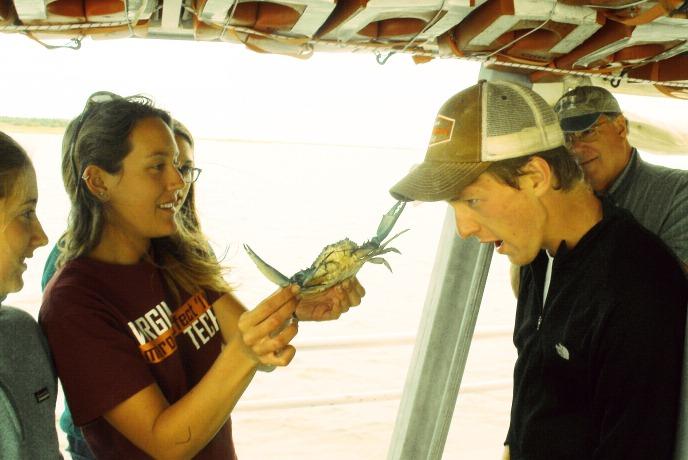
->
xmin=244 ymin=201 xmax=407 ymax=296
xmin=294 ymin=238 xmax=378 ymax=294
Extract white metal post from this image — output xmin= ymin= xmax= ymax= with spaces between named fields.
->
xmin=386 ymin=206 xmax=492 ymax=460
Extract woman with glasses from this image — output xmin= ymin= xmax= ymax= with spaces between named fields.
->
xmin=170 ymin=119 xmax=203 ymax=229
xmin=39 ymin=93 xmax=364 ymax=459
xmin=0 ymin=132 xmax=60 ymax=458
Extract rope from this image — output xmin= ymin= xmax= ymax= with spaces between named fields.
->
xmin=2 ymin=16 xmax=688 ymax=89
xmin=1 ymin=21 xmax=133 ymax=32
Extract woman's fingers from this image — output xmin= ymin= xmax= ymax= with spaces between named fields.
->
xmin=325 ymin=302 xmax=342 ymax=320
xmin=240 ymin=299 xmax=296 ymax=346
xmin=352 ymin=277 xmax=366 ymax=298
xmin=240 ymin=285 xmax=299 ymax=328
xmin=239 ymin=286 xmax=297 ymax=334
xmin=331 ymin=287 xmax=347 ymax=316
xmin=341 ymin=277 xmax=363 ymax=309
xmin=252 ymin=321 xmax=298 ymax=356
xmin=259 ymin=345 xmax=296 ymax=366
xmin=236 ymin=285 xmax=301 ymax=367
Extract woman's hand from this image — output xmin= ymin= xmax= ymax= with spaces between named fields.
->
xmin=237 ymin=285 xmax=300 ymax=367
xmin=295 ymin=277 xmax=365 ymax=321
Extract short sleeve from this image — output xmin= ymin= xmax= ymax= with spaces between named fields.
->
xmin=40 ymin=287 xmax=155 ymax=426
xmin=205 ymin=289 xmax=223 ymax=306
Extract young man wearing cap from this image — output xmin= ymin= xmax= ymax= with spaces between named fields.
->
xmin=554 ymin=85 xmax=688 ymax=270
xmin=390 ymin=80 xmax=688 ymax=460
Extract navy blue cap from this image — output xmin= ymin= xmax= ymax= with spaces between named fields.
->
xmin=554 ymin=86 xmax=621 ymax=133
xmin=559 ymin=112 xmax=602 ymax=132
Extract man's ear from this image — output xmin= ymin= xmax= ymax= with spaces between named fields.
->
xmin=81 ymin=165 xmax=111 ymax=201
xmin=613 ymin=114 xmax=628 ymax=138
xmin=520 ymin=156 xmax=552 ymax=197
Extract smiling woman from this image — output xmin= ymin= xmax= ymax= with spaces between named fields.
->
xmin=0 ymin=158 xmax=45 ymax=293
xmin=37 ymin=91 xmax=363 ymax=459
xmin=39 ymin=94 xmax=267 ymax=459
xmin=83 ymin=116 xmax=186 ymax=261
xmin=0 ymin=131 xmax=59 ymax=458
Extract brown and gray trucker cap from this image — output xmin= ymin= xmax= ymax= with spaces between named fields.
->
xmin=390 ymin=80 xmax=564 ymax=202
xmin=553 ymin=85 xmax=622 ymax=132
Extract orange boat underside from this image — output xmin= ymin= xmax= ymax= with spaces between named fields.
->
xmin=2 ymin=0 xmax=687 ymax=96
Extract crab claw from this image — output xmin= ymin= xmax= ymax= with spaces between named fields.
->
xmin=372 ymin=200 xmax=406 ymax=246
xmin=243 ymin=244 xmax=291 ymax=288
xmin=368 ymin=257 xmax=393 ymax=272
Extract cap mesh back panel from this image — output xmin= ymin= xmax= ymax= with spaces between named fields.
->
xmin=486 ymin=85 xmax=537 ymax=138
xmin=533 ymin=92 xmax=558 ymax=125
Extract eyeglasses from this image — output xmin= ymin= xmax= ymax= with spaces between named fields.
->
xmin=178 ymin=165 xmax=202 ymax=184
xmin=563 ymin=113 xmax=618 ymax=147
xmin=69 ymin=91 xmax=121 ymax=187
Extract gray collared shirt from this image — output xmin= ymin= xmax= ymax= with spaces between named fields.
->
xmin=605 ymin=148 xmax=688 ymax=265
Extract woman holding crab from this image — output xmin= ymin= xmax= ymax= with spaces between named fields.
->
xmin=39 ymin=91 xmax=364 ymax=459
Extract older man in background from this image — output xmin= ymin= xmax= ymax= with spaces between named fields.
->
xmin=510 ymin=86 xmax=687 ymax=292
xmin=554 ymin=85 xmax=688 ymax=269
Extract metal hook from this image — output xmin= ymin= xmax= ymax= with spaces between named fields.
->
xmin=609 ymin=70 xmax=627 ymax=88
xmin=22 ymin=32 xmax=83 ymax=51
xmin=69 ymin=36 xmax=83 ymax=50
xmin=298 ymin=43 xmax=315 ymax=58
xmin=375 ymin=50 xmax=396 ymax=65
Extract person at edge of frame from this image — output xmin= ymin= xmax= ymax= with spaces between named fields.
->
xmin=389 ymin=80 xmax=688 ymax=460
xmin=0 ymin=131 xmax=60 ymax=459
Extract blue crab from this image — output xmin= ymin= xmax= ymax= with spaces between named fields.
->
xmin=243 ymin=201 xmax=408 ymax=296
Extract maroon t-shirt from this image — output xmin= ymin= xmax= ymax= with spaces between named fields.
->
xmin=39 ymin=257 xmax=236 ymax=460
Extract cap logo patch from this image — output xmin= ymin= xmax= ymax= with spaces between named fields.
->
xmin=429 ymin=114 xmax=454 ymax=147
